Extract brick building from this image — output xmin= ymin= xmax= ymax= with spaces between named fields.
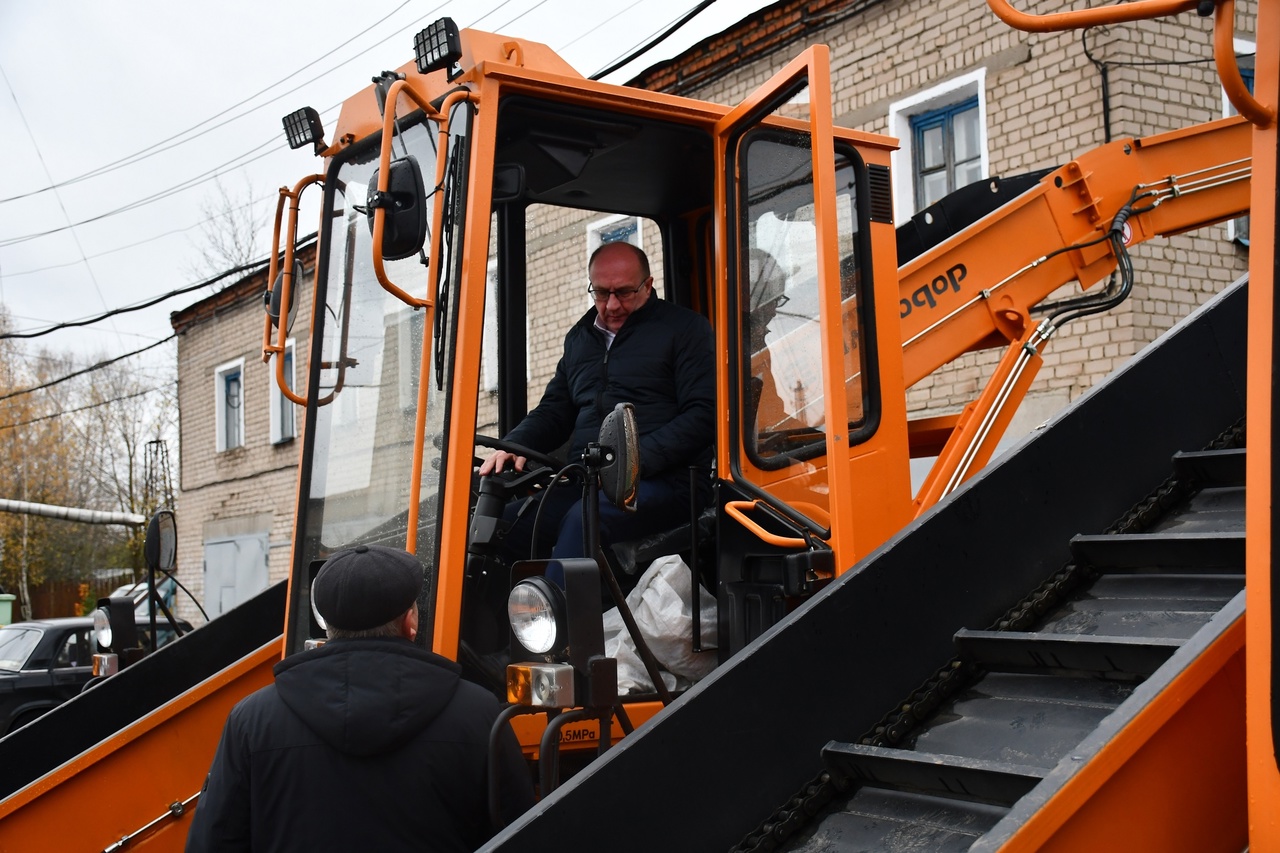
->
xmin=535 ymin=0 xmax=1255 ymax=438
xmin=170 ymin=0 xmax=1255 ymax=620
xmin=169 ymin=244 xmax=314 ymax=624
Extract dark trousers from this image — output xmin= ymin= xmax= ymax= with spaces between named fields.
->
xmin=501 ymin=476 xmax=692 ymax=584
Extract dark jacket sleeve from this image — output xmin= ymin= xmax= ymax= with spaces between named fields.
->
xmin=184 ymin=704 xmax=252 ymax=853
xmin=503 ymin=335 xmax=580 ymax=455
xmin=637 ymin=309 xmax=716 ymax=477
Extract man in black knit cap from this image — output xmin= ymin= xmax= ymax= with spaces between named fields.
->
xmin=185 ymin=544 xmax=535 ymax=852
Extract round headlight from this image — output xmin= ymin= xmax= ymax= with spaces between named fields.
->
xmin=93 ymin=607 xmax=112 ymax=649
xmin=508 ymin=577 xmax=564 ymax=655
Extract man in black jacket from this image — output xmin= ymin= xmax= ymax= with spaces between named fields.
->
xmin=478 ymin=241 xmax=716 ymax=573
xmin=184 ymin=545 xmax=535 ymax=852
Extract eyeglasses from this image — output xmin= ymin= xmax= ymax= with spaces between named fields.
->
xmin=587 ymin=282 xmax=647 ymax=302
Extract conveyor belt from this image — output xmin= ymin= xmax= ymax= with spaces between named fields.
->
xmin=779 ymin=440 xmax=1245 ymax=851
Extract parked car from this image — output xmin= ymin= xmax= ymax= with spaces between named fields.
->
xmin=0 ymin=614 xmax=190 ymax=735
xmin=107 ymin=576 xmax=178 ymax=619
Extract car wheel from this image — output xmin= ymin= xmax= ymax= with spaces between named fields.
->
xmin=7 ymin=708 xmax=48 ymax=735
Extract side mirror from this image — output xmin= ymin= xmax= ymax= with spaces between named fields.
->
xmin=598 ymin=402 xmax=639 ymax=512
xmin=492 ymin=163 xmax=526 ymax=203
xmin=144 ymin=510 xmax=177 ymax=574
xmin=367 ymin=156 xmax=428 ymax=261
xmin=264 ymin=259 xmax=302 ymax=332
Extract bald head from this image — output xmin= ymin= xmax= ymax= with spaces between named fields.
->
xmin=587 ymin=242 xmax=653 ymax=333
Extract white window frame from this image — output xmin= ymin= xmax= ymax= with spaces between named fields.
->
xmin=269 ymin=339 xmax=297 ymax=445
xmin=214 ymin=358 xmax=246 ymax=452
xmin=586 ymin=214 xmax=645 ymax=267
xmin=888 ymin=68 xmax=989 ymax=221
xmin=481 ymin=260 xmax=501 ymax=393
xmin=1223 ymin=37 xmax=1255 ymax=245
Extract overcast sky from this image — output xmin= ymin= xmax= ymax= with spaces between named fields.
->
xmin=0 ymin=0 xmax=772 ymax=381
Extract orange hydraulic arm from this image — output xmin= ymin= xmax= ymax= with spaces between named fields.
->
xmin=899 ymin=116 xmax=1251 ymax=511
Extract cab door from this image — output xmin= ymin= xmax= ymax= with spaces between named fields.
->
xmin=712 ymin=46 xmax=911 ymax=588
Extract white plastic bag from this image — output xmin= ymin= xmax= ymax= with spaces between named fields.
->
xmin=602 ymin=554 xmax=717 ymax=694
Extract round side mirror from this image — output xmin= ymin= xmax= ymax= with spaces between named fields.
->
xmin=144 ymin=510 xmax=177 ymax=574
xmin=265 ymin=259 xmax=302 ymax=332
xmin=598 ymin=402 xmax=640 ymax=512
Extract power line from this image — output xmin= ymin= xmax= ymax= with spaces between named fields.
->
xmin=0 ymin=1 xmax=431 ymax=206
xmin=0 ymin=335 xmax=176 ymax=403
xmin=591 ymin=0 xmax=720 ymax=80
xmin=0 ymin=61 xmax=122 ymax=350
xmin=0 ymin=382 xmax=172 ymax=433
xmin=0 ymin=255 xmax=275 ymax=341
xmin=0 ymin=133 xmax=286 ymax=249
xmin=0 ymin=0 xmax=698 ymax=260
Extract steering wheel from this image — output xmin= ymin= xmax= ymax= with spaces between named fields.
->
xmin=474 ymin=435 xmax=563 ymax=472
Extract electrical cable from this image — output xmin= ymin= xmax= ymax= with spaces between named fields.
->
xmin=0 ymin=251 xmax=281 ymax=340
xmin=1 ymin=231 xmax=316 ymax=342
xmin=0 ymin=2 xmax=434 ymax=205
xmin=1 ymin=0 xmax=696 ymax=258
xmin=0 ymin=382 xmax=172 ymax=433
xmin=158 ymin=566 xmax=211 ymax=623
xmin=590 ymin=0 xmax=719 ymax=80
xmin=0 ymin=335 xmax=175 ymax=403
xmin=529 ymin=462 xmax=586 ymax=560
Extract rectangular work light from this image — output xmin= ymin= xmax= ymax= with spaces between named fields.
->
xmin=414 ymin=18 xmax=463 ymax=78
xmin=282 ymin=107 xmax=326 ymax=154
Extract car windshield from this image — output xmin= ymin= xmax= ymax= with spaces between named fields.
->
xmin=0 ymin=627 xmax=43 ymax=671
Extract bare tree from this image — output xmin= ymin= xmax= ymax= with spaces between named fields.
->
xmin=0 ymin=309 xmax=172 ymax=619
xmin=189 ymin=174 xmax=269 ymax=281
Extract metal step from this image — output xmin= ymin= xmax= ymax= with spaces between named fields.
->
xmin=1172 ymin=447 xmax=1245 ymax=487
xmin=822 ymin=742 xmax=1044 ymax=806
xmin=899 ymin=671 xmax=1134 ymax=768
xmin=954 ymin=629 xmax=1181 ymax=676
xmin=1069 ymin=530 xmax=1245 ymax=570
xmin=785 ymin=786 xmax=1009 ymax=853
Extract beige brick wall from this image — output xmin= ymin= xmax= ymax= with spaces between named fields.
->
xmin=622 ymin=0 xmax=1253 ymax=433
xmin=173 ymin=260 xmax=313 ymax=624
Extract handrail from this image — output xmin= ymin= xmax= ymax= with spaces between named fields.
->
xmin=986 ymin=0 xmax=1274 ymax=127
xmin=262 ymin=174 xmax=324 ymax=407
xmin=724 ymin=500 xmax=810 ymax=549
xmin=986 ymin=0 xmax=1200 ymax=31
xmin=400 ymin=85 xmax=477 ymax=554
xmin=1214 ymin=0 xmax=1274 ymax=128
xmin=370 ymin=83 xmax=475 ymax=308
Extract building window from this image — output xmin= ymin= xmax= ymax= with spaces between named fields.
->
xmin=269 ymin=340 xmax=296 ymax=444
xmin=481 ymin=260 xmax=502 ymax=394
xmin=587 ymin=214 xmax=644 ymax=263
xmin=910 ymin=96 xmax=981 ymax=210
xmin=889 ymin=69 xmax=988 ymax=220
xmin=215 ymin=359 xmax=245 ymax=452
xmin=1224 ymin=39 xmax=1254 ymax=246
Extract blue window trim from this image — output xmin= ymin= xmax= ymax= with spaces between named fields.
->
xmin=909 ymin=95 xmax=980 ymax=208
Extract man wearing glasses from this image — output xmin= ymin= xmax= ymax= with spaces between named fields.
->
xmin=478 ymin=241 xmax=715 ymax=582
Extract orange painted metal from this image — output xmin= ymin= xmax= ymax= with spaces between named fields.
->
xmin=262 ymin=173 xmax=322 ymax=406
xmin=985 ymin=0 xmax=1202 ymax=32
xmin=1245 ymin=0 xmax=1280 ymax=847
xmin=0 ymin=640 xmax=280 ymax=853
xmin=899 ymin=116 xmax=1250 ymax=511
xmin=507 ymin=701 xmax=664 ymax=761
xmin=998 ymin=612 xmax=1247 ymax=852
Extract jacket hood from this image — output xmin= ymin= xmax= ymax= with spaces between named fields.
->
xmin=272 ymin=638 xmax=460 ymax=757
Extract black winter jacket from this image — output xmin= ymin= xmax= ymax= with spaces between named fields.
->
xmin=506 ymin=295 xmax=716 ymax=485
xmin=184 ymin=638 xmax=534 ymax=853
